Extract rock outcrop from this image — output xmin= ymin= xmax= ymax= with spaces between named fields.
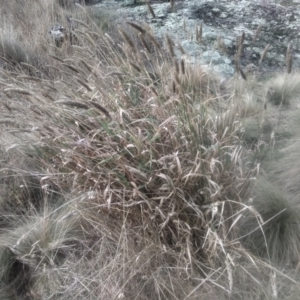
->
xmin=95 ymin=0 xmax=300 ymax=78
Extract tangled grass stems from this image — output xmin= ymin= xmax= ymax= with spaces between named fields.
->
xmin=0 ymin=2 xmax=300 ymax=299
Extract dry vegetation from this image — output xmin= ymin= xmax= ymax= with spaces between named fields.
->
xmin=1 ymin=1 xmax=300 ymax=299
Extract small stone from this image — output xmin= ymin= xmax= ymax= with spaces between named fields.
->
xmin=219 ymin=12 xmax=228 ymax=18
xmin=212 ymin=8 xmax=220 ymax=13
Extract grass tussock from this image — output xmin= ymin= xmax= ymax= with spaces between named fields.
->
xmin=266 ymin=74 xmax=300 ymax=106
xmin=0 ymin=201 xmax=84 ymax=299
xmin=0 ymin=2 xmax=300 ymax=299
xmin=265 ymin=137 xmax=300 ymax=200
xmin=0 ymin=36 xmax=43 ymax=75
xmin=240 ymin=179 xmax=300 ymax=266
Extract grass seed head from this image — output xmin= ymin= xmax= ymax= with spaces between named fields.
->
xmin=146 ymin=1 xmax=156 ymax=19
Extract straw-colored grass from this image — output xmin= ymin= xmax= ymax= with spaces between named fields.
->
xmin=1 ymin=1 xmax=300 ymax=299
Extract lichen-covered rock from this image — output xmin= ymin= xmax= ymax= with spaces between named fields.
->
xmin=94 ymin=0 xmax=300 ymax=78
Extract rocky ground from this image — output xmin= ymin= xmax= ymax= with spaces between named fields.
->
xmin=94 ymin=0 xmax=300 ymax=78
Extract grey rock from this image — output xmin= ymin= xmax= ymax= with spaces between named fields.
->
xmin=94 ymin=0 xmax=300 ymax=77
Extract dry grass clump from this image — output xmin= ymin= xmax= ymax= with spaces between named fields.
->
xmin=0 ymin=31 xmax=250 ymax=300
xmin=225 ymin=259 xmax=300 ymax=300
xmin=172 ymin=63 xmax=223 ymax=105
xmin=0 ymin=37 xmax=31 ymax=65
xmin=0 ymin=1 xmax=66 ymax=77
xmin=0 ymin=4 xmax=300 ymax=300
xmin=0 ymin=36 xmax=44 ymax=75
xmin=265 ymin=137 xmax=300 ymax=200
xmin=242 ymin=117 xmax=262 ymax=145
xmin=239 ymin=72 xmax=300 ymax=148
xmin=0 ymin=147 xmax=44 ymax=226
xmin=266 ymin=74 xmax=300 ymax=106
xmin=240 ymin=179 xmax=300 ymax=266
xmin=0 ymin=200 xmax=87 ymax=299
xmin=0 ymin=0 xmax=117 ymax=76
